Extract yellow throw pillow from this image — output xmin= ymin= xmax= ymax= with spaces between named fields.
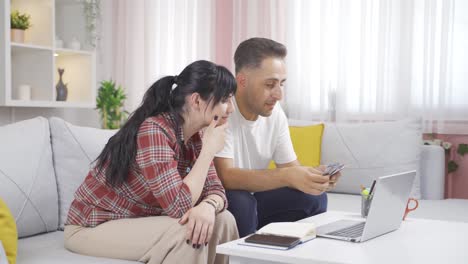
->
xmin=0 ymin=198 xmax=17 ymax=264
xmin=269 ymin=124 xmax=324 ymax=168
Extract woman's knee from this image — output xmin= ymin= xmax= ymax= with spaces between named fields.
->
xmin=214 ymin=211 xmax=239 ymax=240
xmin=215 ymin=211 xmax=236 ymax=227
xmin=63 ymin=225 xmax=85 ymax=253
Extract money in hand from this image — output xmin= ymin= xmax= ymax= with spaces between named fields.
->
xmin=324 ymin=163 xmax=345 ymax=176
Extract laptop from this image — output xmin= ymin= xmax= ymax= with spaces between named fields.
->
xmin=317 ymin=170 xmax=416 ymax=242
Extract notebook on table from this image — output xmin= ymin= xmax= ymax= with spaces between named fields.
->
xmin=239 ymin=222 xmax=316 ymax=250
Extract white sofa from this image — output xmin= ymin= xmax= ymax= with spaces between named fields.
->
xmin=0 ymin=117 xmax=133 ymax=264
xmin=1 ymin=117 xmax=467 ymax=264
xmin=0 ymin=242 xmax=7 ymax=264
xmin=289 ymin=118 xmax=468 ymax=222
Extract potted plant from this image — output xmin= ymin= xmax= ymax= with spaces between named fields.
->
xmin=448 ymin=143 xmax=468 ymax=173
xmin=10 ymin=10 xmax=32 ymax=43
xmin=96 ymin=80 xmax=128 ymax=129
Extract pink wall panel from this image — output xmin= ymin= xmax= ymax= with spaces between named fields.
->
xmin=215 ymin=0 xmax=233 ymax=70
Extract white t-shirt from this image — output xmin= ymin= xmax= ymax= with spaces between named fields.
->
xmin=215 ymin=99 xmax=297 ymax=169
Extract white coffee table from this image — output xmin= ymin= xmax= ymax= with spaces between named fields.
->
xmin=217 ymin=211 xmax=468 ymax=264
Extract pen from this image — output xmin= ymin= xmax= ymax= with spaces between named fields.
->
xmin=368 ymin=180 xmax=376 ymax=197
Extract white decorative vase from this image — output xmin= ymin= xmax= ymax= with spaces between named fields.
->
xmin=17 ymin=84 xmax=31 ymax=100
xmin=11 ymin=29 xmax=25 ymax=43
xmin=55 ymin=36 xmax=63 ymax=48
xmin=67 ymin=37 xmax=81 ymax=50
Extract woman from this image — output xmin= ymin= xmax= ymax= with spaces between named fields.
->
xmin=64 ymin=60 xmax=239 ymax=264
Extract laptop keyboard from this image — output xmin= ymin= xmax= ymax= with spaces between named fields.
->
xmin=327 ymin=222 xmax=365 ymax=238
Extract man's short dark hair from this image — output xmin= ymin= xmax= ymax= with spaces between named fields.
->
xmin=234 ymin=38 xmax=287 ymax=74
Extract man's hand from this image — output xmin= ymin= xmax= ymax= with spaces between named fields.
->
xmin=179 ymin=202 xmax=216 ymax=248
xmin=328 ymin=171 xmax=342 ymax=190
xmin=285 ymin=166 xmax=330 ymax=195
xmin=310 ymin=165 xmax=342 ymax=191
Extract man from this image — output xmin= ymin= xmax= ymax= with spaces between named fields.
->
xmin=214 ymin=38 xmax=341 ymax=237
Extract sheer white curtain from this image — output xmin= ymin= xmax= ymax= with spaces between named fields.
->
xmin=286 ymin=0 xmax=468 ymax=134
xmin=106 ymin=0 xmax=215 ymax=111
xmin=232 ymin=0 xmax=286 ymax=68
xmin=286 ymin=0 xmax=416 ymax=122
xmin=409 ymin=0 xmax=468 ymax=133
xmin=233 ymin=0 xmax=468 ymax=134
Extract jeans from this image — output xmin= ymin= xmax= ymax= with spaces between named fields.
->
xmin=226 ymin=187 xmax=328 ymax=237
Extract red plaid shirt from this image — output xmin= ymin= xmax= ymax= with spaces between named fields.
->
xmin=66 ymin=113 xmax=227 ymax=227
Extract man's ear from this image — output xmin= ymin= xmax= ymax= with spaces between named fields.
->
xmin=236 ymin=73 xmax=247 ymax=90
xmin=188 ymin=92 xmax=202 ymax=111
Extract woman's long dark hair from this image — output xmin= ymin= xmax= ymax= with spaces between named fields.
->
xmin=96 ymin=60 xmax=237 ymax=187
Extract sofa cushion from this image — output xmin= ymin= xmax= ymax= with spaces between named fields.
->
xmin=269 ymin=123 xmax=324 ymax=168
xmin=0 ymin=117 xmax=58 ymax=238
xmin=288 ymin=118 xmax=422 ymax=198
xmin=18 ymin=231 xmax=138 ymax=264
xmin=0 ymin=197 xmax=17 ymax=264
xmin=289 ymin=124 xmax=324 ymax=167
xmin=321 ymin=119 xmax=422 ymax=198
xmin=49 ymin=118 xmax=117 ymax=229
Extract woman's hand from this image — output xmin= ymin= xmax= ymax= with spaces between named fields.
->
xmin=179 ymin=202 xmax=216 ymax=248
xmin=202 ymin=117 xmax=228 ymax=157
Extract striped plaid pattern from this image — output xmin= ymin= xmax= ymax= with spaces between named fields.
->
xmin=66 ymin=113 xmax=227 ymax=227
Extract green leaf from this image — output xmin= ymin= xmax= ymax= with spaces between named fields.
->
xmin=448 ymin=160 xmax=459 ymax=173
xmin=96 ymin=80 xmax=127 ymax=129
xmin=457 ymin=144 xmax=468 ymax=156
xmin=10 ymin=10 xmax=32 ymax=30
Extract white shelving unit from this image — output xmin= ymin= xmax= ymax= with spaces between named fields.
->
xmin=1 ymin=0 xmax=96 ymax=108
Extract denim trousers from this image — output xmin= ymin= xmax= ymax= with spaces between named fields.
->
xmin=226 ymin=187 xmax=328 ymax=237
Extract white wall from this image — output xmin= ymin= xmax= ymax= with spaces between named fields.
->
xmin=0 ymin=0 xmax=114 ymax=128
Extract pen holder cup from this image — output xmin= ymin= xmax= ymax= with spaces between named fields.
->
xmin=361 ymin=194 xmax=373 ymax=218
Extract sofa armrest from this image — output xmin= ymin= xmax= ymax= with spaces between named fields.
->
xmin=420 ymin=145 xmax=445 ymax=200
xmin=0 ymin=241 xmax=8 ymax=264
